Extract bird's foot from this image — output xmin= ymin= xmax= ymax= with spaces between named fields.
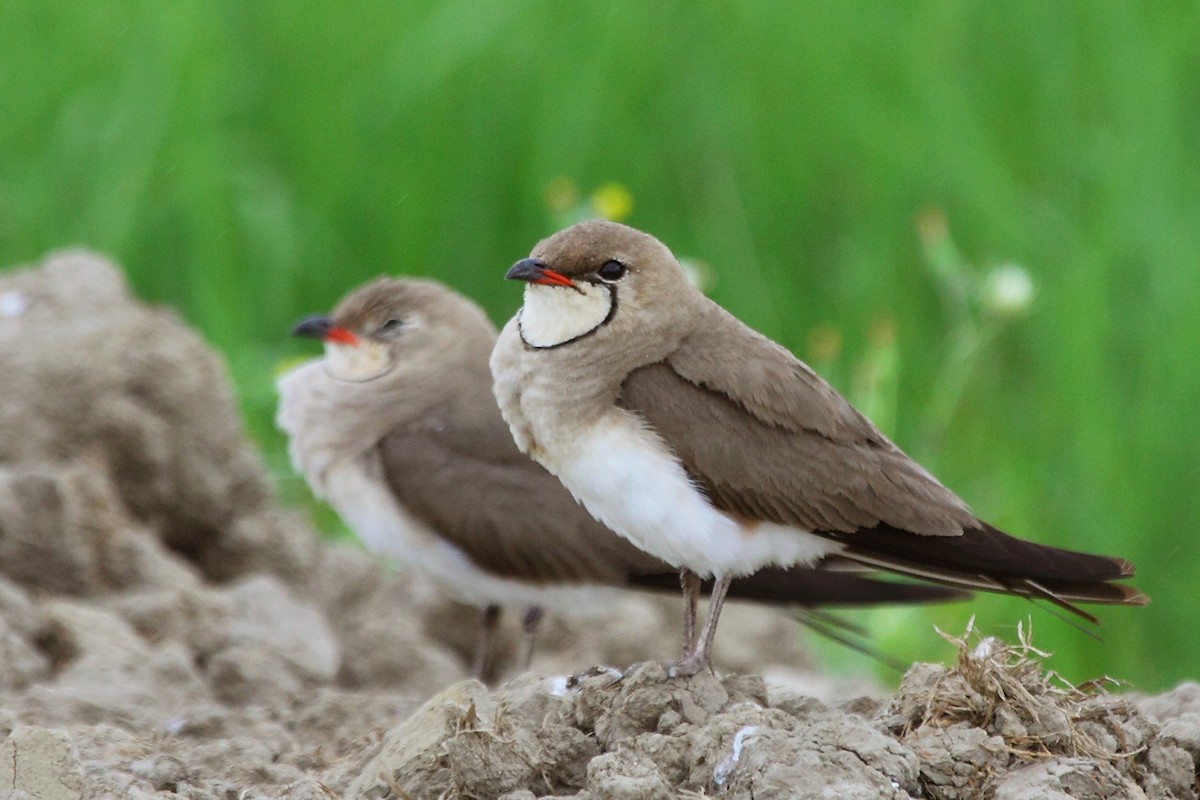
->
xmin=666 ymin=652 xmax=713 ymax=678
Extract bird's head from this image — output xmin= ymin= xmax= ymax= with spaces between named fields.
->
xmin=292 ymin=276 xmax=496 ymax=383
xmin=505 ymin=219 xmax=694 ymax=352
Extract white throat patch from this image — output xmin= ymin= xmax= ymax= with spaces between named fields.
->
xmin=518 ymin=283 xmax=613 ymax=348
xmin=323 ymin=340 xmax=393 ymax=382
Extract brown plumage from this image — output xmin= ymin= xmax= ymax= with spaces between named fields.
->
xmin=620 ymin=344 xmax=1140 ymax=615
xmin=279 ymin=276 xmax=965 ymax=679
xmin=493 ymin=219 xmax=1145 ymax=673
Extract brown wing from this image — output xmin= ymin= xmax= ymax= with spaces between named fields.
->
xmin=376 ymin=410 xmax=666 ymax=586
xmin=620 ymin=305 xmax=1144 ymax=612
xmin=621 ymin=307 xmax=978 ymax=537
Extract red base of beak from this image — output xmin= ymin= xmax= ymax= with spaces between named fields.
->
xmin=326 ymin=327 xmax=359 ymax=346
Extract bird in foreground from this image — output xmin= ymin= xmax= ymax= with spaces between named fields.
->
xmin=491 ymin=219 xmax=1148 ymax=676
xmin=278 ymin=276 xmax=966 ymax=680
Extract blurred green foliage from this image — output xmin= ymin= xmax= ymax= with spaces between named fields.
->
xmin=2 ymin=1 xmax=1196 ymax=690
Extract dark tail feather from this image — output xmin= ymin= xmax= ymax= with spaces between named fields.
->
xmin=788 ymin=609 xmax=909 ymax=672
xmin=1023 ymin=595 xmax=1105 ymax=639
xmin=823 ymin=522 xmax=1148 ymax=622
xmin=628 ymin=566 xmax=970 ymax=607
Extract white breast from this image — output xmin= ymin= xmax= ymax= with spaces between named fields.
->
xmin=541 ymin=411 xmax=844 ymax=578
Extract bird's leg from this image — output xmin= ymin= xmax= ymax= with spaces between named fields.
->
xmin=671 ymin=575 xmax=732 ymax=677
xmin=471 ymin=604 xmax=502 ymax=684
xmin=696 ymin=574 xmax=732 ymax=662
xmin=516 ymin=605 xmax=545 ymax=673
xmin=680 ymin=568 xmax=702 ymax=657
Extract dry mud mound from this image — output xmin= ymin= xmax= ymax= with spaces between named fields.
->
xmin=352 ymin=637 xmax=1200 ymax=800
xmin=0 ymin=251 xmax=1195 ymax=799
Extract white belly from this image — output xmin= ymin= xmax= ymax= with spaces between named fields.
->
xmin=541 ymin=412 xmax=844 ymax=578
xmin=323 ymin=459 xmax=617 ymax=614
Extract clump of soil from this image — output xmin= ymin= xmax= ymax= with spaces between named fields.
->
xmin=0 ymin=251 xmax=1195 ymax=799
xmin=354 ymin=631 xmax=1197 ymax=800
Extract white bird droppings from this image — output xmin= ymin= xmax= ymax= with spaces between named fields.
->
xmin=713 ymin=724 xmax=760 ymax=786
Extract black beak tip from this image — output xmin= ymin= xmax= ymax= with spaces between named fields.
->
xmin=506 ymin=257 xmax=549 ymax=282
xmin=291 ymin=314 xmax=333 ymax=339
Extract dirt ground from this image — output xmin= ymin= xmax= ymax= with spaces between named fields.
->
xmin=0 ymin=252 xmax=1195 ymax=800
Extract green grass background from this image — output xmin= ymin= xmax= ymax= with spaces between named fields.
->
xmin=2 ymin=1 xmax=1196 ymax=690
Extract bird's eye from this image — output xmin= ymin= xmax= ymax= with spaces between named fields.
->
xmin=597 ymin=260 xmax=627 ymax=282
xmin=377 ymin=318 xmax=403 ymax=335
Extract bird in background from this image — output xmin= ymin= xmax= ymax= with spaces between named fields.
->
xmin=491 ymin=219 xmax=1147 ymax=676
xmin=278 ymin=276 xmax=967 ymax=681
